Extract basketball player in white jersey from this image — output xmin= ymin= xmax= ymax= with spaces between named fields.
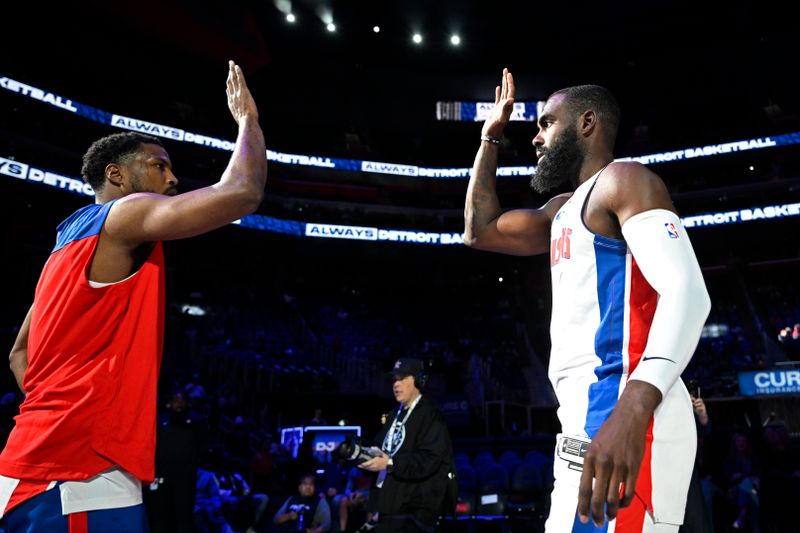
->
xmin=464 ymin=69 xmax=711 ymax=532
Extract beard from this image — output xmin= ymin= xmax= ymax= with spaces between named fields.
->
xmin=130 ymin=174 xmax=177 ymax=195
xmin=129 ymin=173 xmax=150 ymax=193
xmin=530 ymin=124 xmax=586 ymax=193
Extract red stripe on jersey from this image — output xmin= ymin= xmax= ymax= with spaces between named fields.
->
xmin=615 ymin=417 xmax=654 ymax=531
xmin=614 ymin=496 xmax=647 ymax=533
xmin=627 ymin=257 xmax=658 ymax=372
xmin=614 ymin=492 xmax=647 ymax=532
xmin=69 ymin=511 xmax=88 ymax=533
xmin=625 ymin=257 xmax=658 ymax=522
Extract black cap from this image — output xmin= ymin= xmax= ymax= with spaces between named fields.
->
xmin=388 ymin=358 xmax=425 ymax=379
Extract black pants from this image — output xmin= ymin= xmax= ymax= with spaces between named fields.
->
xmin=143 ymin=476 xmax=196 ymax=533
xmin=679 ymin=465 xmax=713 ymax=533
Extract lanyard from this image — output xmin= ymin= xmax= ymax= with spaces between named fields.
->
xmin=383 ymin=394 xmax=422 ymax=455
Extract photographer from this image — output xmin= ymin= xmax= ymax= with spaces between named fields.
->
xmin=274 ymin=474 xmax=331 ymax=533
xmin=357 ymin=358 xmax=455 ymax=533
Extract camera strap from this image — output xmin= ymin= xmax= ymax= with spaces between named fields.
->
xmin=377 ymin=395 xmax=423 ymax=488
xmin=383 ymin=394 xmax=422 ymax=457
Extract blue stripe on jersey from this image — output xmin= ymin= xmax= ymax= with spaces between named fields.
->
xmin=585 ymin=235 xmax=628 ymax=438
xmin=52 ymin=201 xmax=116 ymax=254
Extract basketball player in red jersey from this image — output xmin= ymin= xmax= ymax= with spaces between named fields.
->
xmin=0 ymin=61 xmax=265 ymax=532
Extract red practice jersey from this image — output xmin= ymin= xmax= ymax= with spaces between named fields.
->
xmin=0 ymin=202 xmax=165 ymax=482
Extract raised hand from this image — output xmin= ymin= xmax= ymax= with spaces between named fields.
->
xmin=481 ymin=68 xmax=515 ymax=139
xmin=226 ymin=60 xmax=259 ymax=125
xmin=692 ymin=395 xmax=709 ymax=426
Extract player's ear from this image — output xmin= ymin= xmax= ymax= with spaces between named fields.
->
xmin=105 ymin=163 xmax=124 ymax=189
xmin=579 ymin=110 xmax=597 ymax=138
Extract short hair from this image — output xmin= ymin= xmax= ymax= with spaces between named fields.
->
xmin=80 ymin=132 xmax=163 ymax=191
xmin=299 ymin=474 xmax=316 ymax=485
xmin=549 ymin=85 xmax=621 ymax=149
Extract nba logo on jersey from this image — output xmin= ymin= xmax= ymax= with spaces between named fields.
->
xmin=665 ymin=222 xmax=679 ymax=239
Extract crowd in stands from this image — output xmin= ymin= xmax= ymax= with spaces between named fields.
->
xmin=1 ymin=261 xmax=799 ymax=532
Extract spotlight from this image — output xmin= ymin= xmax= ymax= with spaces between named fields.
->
xmin=327 ymin=22 xmax=336 ymax=32
xmin=286 ymin=13 xmax=296 ymax=23
xmin=373 ymin=25 xmax=380 ymax=33
xmin=450 ymin=35 xmax=461 ymax=46
xmin=498 ymin=277 xmax=504 ymax=283
xmin=412 ymin=33 xmax=423 ymax=44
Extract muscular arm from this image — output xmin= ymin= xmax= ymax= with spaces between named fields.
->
xmin=105 ymin=62 xmax=266 ymax=246
xmin=464 ymin=141 xmax=565 ymax=255
xmin=9 ymin=305 xmax=33 ymax=393
xmin=578 ymin=162 xmax=711 ymax=526
xmin=607 ymin=163 xmax=711 ymax=392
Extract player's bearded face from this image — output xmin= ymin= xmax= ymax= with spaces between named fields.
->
xmin=530 ymin=123 xmax=586 ymax=193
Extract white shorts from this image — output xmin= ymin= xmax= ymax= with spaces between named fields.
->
xmin=545 ymin=383 xmax=696 ymax=532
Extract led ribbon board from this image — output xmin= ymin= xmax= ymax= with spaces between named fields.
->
xmin=3 ymin=155 xmax=800 ymax=246
xmin=3 ymin=75 xmax=799 ymax=178
xmin=436 ymin=101 xmax=541 ymax=122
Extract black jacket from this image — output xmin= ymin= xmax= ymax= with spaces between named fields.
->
xmin=371 ymin=395 xmax=455 ymax=527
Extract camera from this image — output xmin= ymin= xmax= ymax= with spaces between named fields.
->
xmin=334 ymin=437 xmax=381 ymax=465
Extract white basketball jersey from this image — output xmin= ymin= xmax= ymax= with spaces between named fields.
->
xmin=546 ymin=166 xmax=696 ymax=527
xmin=548 ymin=166 xmax=661 ymax=437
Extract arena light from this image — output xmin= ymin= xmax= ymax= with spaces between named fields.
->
xmin=412 ymin=33 xmax=423 ymax=44
xmin=326 ymin=22 xmax=336 ymax=32
xmin=450 ymin=35 xmax=461 ymax=46
xmin=286 ymin=13 xmax=296 ymax=23
xmin=373 ymin=25 xmax=380 ymax=33
xmin=181 ymin=304 xmax=207 ymax=316
xmin=274 ymin=0 xmax=292 ymax=15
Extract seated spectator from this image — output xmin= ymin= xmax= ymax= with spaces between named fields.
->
xmin=722 ymin=432 xmax=761 ymax=531
xmin=195 ymin=465 xmax=234 ymax=533
xmin=274 ymin=474 xmax=331 ymax=533
xmin=217 ymin=460 xmax=270 ymax=533
xmin=334 ymin=466 xmax=375 ymax=533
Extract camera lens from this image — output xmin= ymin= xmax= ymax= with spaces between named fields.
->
xmin=334 ymin=438 xmax=376 ymax=464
